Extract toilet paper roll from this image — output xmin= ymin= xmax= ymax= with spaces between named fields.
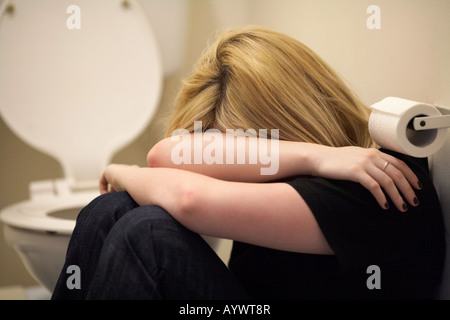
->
xmin=368 ymin=97 xmax=448 ymax=158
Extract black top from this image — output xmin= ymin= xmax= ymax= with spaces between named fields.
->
xmin=228 ymin=149 xmax=445 ymax=299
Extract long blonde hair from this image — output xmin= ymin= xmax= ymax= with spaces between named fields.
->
xmin=165 ymin=26 xmax=374 ymax=148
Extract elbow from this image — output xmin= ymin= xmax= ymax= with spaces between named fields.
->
xmin=172 ymin=184 xmax=202 ymax=231
xmin=147 ymin=137 xmax=179 ymax=168
xmin=147 ymin=140 xmax=166 ymax=168
xmin=172 ymin=177 xmax=215 ymax=235
xmin=177 ymin=187 xmax=198 ymax=217
xmin=146 ymin=147 xmax=159 ymax=168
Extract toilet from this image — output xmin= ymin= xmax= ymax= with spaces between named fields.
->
xmin=0 ymin=0 xmax=162 ymax=291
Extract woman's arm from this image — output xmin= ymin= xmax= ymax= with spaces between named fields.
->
xmin=147 ymin=134 xmax=421 ymax=212
xmin=99 ymin=164 xmax=333 ymax=255
xmin=148 ymin=134 xmax=308 ymax=182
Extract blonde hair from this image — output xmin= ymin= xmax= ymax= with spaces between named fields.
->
xmin=165 ymin=26 xmax=374 ymax=148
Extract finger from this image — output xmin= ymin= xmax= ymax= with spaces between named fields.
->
xmin=99 ymin=174 xmax=110 ymax=194
xmin=369 ymin=166 xmax=409 ymax=212
xmin=382 ymin=162 xmax=419 ymax=207
xmin=383 ymin=155 xmax=422 ymax=190
xmin=356 ymin=172 xmax=389 ymax=210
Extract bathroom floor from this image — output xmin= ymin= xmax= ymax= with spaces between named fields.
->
xmin=0 ymin=285 xmax=51 ymax=300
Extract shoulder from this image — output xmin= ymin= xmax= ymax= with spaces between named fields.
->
xmin=281 ymin=148 xmax=444 ymax=260
xmin=280 ymin=150 xmax=445 ymax=298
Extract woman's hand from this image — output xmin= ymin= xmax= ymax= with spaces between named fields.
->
xmin=312 ymin=146 xmax=421 ymax=212
xmin=99 ymin=164 xmax=139 ymax=195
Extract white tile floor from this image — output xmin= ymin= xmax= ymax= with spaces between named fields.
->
xmin=0 ymin=285 xmax=51 ymax=300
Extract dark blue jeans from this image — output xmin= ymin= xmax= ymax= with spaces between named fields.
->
xmin=51 ymin=192 xmax=249 ymax=300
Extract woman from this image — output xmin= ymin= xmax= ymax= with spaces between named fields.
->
xmin=52 ymin=27 xmax=444 ymax=299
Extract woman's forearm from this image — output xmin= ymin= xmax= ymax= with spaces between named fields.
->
xmin=100 ymin=165 xmax=195 ymax=213
xmin=147 ymin=133 xmax=321 ymax=182
xmin=98 ymin=164 xmax=333 ymax=254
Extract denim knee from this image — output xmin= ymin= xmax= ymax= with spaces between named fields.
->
xmin=102 ymin=205 xmax=200 ymax=267
xmin=75 ymin=191 xmax=138 ymax=226
xmin=86 ymin=206 xmax=249 ymax=299
xmin=86 ymin=206 xmax=186 ymax=298
xmin=105 ymin=205 xmax=185 ymax=248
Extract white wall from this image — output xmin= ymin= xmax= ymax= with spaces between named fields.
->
xmin=216 ymin=0 xmax=450 ymax=107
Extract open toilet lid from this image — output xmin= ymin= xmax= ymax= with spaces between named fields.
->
xmin=0 ymin=0 xmax=162 ymax=181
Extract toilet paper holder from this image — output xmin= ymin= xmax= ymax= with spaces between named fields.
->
xmin=413 ymin=106 xmax=450 ymax=131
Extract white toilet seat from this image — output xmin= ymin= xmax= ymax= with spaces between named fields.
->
xmin=1 ymin=191 xmax=99 ymax=234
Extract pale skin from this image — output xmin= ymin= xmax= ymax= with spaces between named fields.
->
xmin=99 ymin=134 xmax=422 ymax=256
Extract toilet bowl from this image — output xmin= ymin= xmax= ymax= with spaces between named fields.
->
xmin=2 ymin=190 xmax=99 ymax=291
xmin=0 ymin=0 xmax=162 ymax=292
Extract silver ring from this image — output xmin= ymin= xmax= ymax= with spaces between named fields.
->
xmin=382 ymin=161 xmax=391 ymax=171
